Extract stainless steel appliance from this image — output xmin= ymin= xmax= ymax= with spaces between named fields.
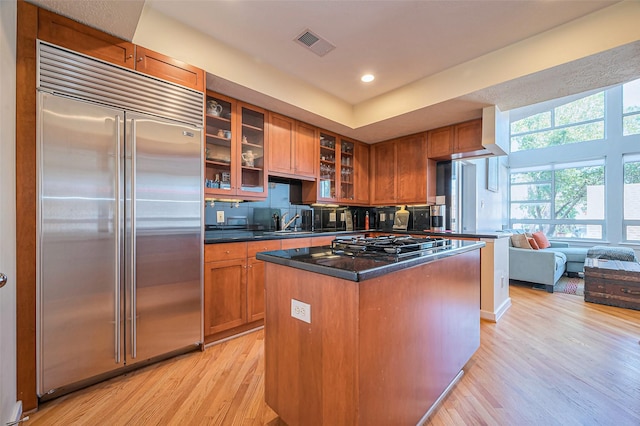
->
xmin=430 ymin=205 xmax=446 ymax=232
xmin=331 ymin=235 xmax=452 ymax=258
xmin=37 ymin=43 xmax=203 ymax=399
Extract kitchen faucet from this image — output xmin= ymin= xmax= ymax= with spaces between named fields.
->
xmin=281 ymin=213 xmax=300 ymax=231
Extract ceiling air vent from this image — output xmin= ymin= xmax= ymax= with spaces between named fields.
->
xmin=294 ymin=29 xmax=335 ymax=57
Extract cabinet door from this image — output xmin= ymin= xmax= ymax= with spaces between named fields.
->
xmin=353 ymin=141 xmax=370 ymax=205
xmin=339 ymin=138 xmax=354 ymax=202
xmin=246 ymin=240 xmax=280 ymax=322
xmin=38 ymin=8 xmax=135 ymax=69
xmin=371 ymin=141 xmax=396 ymax=205
xmin=295 ymin=122 xmax=317 ymax=179
xmin=134 ymin=46 xmax=204 ymax=92
xmin=268 ymin=113 xmax=295 ymax=175
xmin=205 ymin=93 xmax=236 ymax=196
xmin=454 ymin=119 xmax=483 ymax=154
xmin=397 ymin=134 xmax=427 ymax=204
xmin=247 ymin=257 xmax=266 ymax=322
xmin=318 ymin=132 xmax=338 ymax=201
xmin=427 ymin=126 xmax=453 ymax=160
xmin=236 ymin=102 xmax=267 ymax=198
xmin=204 ymin=258 xmax=247 ymax=336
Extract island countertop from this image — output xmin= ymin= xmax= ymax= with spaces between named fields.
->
xmin=256 ymin=239 xmax=485 ymax=282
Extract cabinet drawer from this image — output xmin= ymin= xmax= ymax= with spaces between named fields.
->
xmin=281 ymin=238 xmax=312 ymax=250
xmin=205 ymin=242 xmax=247 ymax=262
xmin=248 ymin=240 xmax=282 ymax=258
xmin=311 ymin=235 xmax=336 ymax=247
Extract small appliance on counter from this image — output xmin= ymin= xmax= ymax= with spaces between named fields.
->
xmin=393 ymin=206 xmax=410 ymax=231
xmin=430 ymin=205 xmax=446 ymax=232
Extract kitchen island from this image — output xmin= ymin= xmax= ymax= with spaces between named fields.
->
xmin=257 ymin=237 xmax=484 ymax=425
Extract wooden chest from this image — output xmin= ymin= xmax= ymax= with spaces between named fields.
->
xmin=584 ymin=258 xmax=640 ymax=311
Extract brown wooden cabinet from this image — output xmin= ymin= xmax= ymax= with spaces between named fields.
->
xmin=426 ymin=126 xmax=453 ymax=159
xmin=38 ymin=8 xmax=135 ymax=69
xmin=135 ymin=46 xmax=205 ymax=91
xmin=247 ymin=240 xmax=281 ymax=322
xmin=204 ymin=257 xmax=247 ymax=336
xmin=427 ymin=119 xmax=487 ymax=160
xmin=370 ymin=140 xmax=397 ymax=205
xmin=268 ymin=113 xmax=316 ymax=180
xmin=302 ymin=133 xmax=369 ymax=205
xmin=205 ymin=92 xmax=268 ymax=200
xmin=38 ymin=8 xmax=204 ymax=91
xmin=454 ymin=118 xmax=484 ymax=156
xmin=204 ymin=240 xmax=281 ymax=340
xmin=352 ymin=140 xmax=370 ymax=205
xmin=371 ymin=134 xmax=436 ymax=205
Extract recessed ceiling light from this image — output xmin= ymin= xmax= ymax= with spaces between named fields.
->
xmin=361 ymin=74 xmax=375 ymax=83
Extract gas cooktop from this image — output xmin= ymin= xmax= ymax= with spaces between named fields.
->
xmin=331 ymin=235 xmax=452 ymax=258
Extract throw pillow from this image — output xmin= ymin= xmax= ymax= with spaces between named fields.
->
xmin=532 ymin=231 xmax=551 ymax=249
xmin=510 ymin=233 xmax=532 ymax=249
xmin=527 ymin=237 xmax=540 ymax=250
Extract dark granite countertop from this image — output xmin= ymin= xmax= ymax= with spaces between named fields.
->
xmin=256 ymin=240 xmax=485 ymax=282
xmin=205 ymin=229 xmax=507 ymax=244
xmin=204 ymin=229 xmax=363 ymax=244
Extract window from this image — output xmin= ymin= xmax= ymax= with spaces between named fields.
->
xmin=624 ymin=154 xmax=640 ymax=241
xmin=510 ymin=92 xmax=605 ymax=152
xmin=623 ymin=79 xmax=640 ymax=136
xmin=510 ymin=160 xmax=605 ymax=239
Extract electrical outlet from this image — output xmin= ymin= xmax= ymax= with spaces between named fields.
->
xmin=291 ymin=299 xmax=311 ymax=323
xmin=216 ymin=211 xmax=224 ymax=223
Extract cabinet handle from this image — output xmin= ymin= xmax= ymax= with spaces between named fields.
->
xmin=225 ymin=250 xmax=230 ymax=254
xmin=137 ymin=57 xmax=143 ymax=62
xmin=621 ymin=288 xmax=640 ymax=295
xmin=126 ymin=54 xmax=133 ymax=59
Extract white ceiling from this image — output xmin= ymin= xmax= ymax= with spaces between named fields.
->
xmin=28 ymin=0 xmax=640 ymax=143
xmin=145 ymin=0 xmax=619 ymax=105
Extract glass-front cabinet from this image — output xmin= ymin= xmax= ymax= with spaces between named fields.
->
xmin=319 ymin=132 xmax=337 ymax=201
xmin=339 ymin=138 xmax=355 ymax=202
xmin=205 ymin=92 xmax=267 ymax=199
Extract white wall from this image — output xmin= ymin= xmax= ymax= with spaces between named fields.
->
xmin=0 ymin=0 xmax=18 ymax=422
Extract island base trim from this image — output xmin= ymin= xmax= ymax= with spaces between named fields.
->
xmin=417 ymin=369 xmax=465 ymax=426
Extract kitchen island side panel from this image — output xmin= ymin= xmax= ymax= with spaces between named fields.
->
xmin=358 ymin=249 xmax=480 ymax=425
xmin=264 ymin=248 xmax=481 ymax=425
xmin=264 ymin=264 xmax=359 ymax=426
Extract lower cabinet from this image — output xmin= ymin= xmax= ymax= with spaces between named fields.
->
xmin=204 ymin=257 xmax=247 ymax=336
xmin=204 ymin=235 xmax=351 ymax=342
xmin=204 ymin=240 xmax=281 ymax=342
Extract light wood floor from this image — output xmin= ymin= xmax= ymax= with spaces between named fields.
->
xmin=27 ymin=283 xmax=640 ymax=425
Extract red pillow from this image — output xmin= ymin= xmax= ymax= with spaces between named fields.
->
xmin=532 ymin=231 xmax=550 ymax=249
xmin=527 ymin=237 xmax=540 ymax=250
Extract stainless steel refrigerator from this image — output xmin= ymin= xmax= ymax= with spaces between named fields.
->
xmin=37 ymin=48 xmax=203 ymax=399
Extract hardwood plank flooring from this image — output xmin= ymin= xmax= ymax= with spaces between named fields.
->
xmin=27 ymin=284 xmax=640 ymax=425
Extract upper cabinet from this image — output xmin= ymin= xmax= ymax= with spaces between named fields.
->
xmin=134 ymin=47 xmax=205 ymax=92
xmin=38 ymin=8 xmax=135 ymax=69
xmin=302 ymin=133 xmax=370 ymax=205
xmin=371 ymin=134 xmax=436 ymax=206
xmin=268 ymin=113 xmax=316 ymax=180
xmin=205 ymin=92 xmax=267 ymax=199
xmin=37 ymin=8 xmax=204 ymax=92
xmin=427 ymin=119 xmax=488 ymax=160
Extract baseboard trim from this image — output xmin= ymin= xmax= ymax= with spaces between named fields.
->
xmin=480 ymin=297 xmax=512 ymax=322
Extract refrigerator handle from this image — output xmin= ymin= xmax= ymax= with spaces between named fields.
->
xmin=131 ymin=119 xmax=137 ymax=360
xmin=115 ymin=115 xmax=121 ymax=364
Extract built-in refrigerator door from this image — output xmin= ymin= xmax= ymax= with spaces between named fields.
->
xmin=125 ymin=113 xmax=202 ymax=364
xmin=38 ymin=93 xmax=124 ymax=396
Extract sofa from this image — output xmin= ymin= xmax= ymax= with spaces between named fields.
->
xmin=507 ymin=230 xmax=588 ymax=293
